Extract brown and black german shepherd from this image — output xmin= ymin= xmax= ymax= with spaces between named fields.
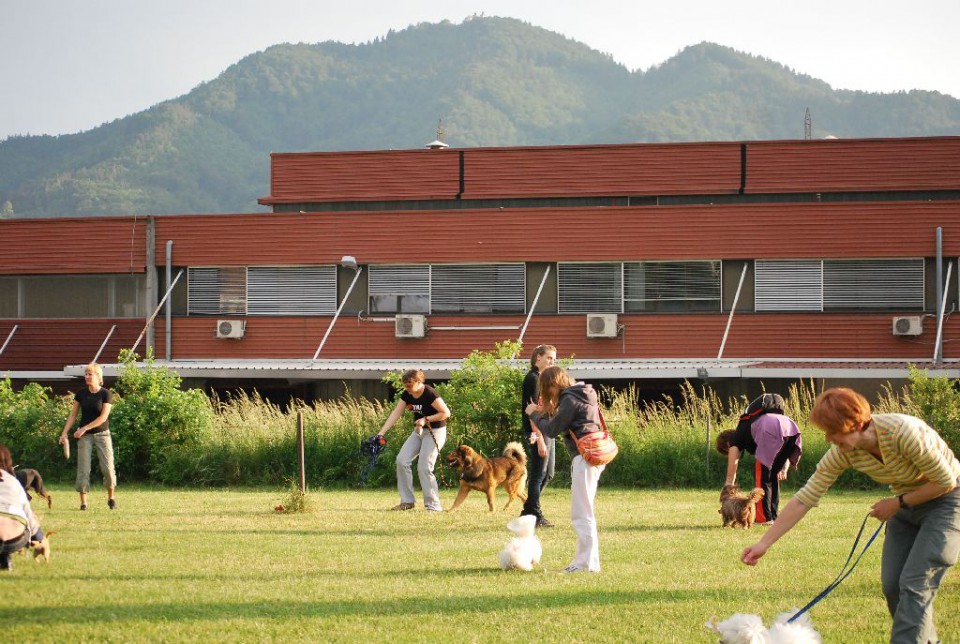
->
xmin=445 ymin=442 xmax=528 ymax=512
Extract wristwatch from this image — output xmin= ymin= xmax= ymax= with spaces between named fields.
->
xmin=898 ymin=493 xmax=910 ymax=509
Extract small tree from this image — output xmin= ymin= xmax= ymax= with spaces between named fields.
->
xmin=109 ymin=348 xmax=214 ymax=481
xmin=436 ymin=340 xmax=525 ymax=451
xmin=902 ymin=365 xmax=960 ymax=453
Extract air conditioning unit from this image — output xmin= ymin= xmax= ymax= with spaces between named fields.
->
xmin=586 ymin=313 xmax=619 ymax=338
xmin=892 ymin=316 xmax=923 ymax=337
xmin=216 ymin=319 xmax=246 ymax=339
xmin=395 ymin=314 xmax=427 ymax=338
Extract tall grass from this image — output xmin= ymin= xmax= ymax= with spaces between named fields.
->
xmin=149 ymin=380 xmax=899 ymax=488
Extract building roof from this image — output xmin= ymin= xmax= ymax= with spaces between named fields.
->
xmin=41 ymin=357 xmax=958 ymax=382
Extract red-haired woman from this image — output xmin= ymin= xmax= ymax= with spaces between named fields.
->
xmin=741 ymin=387 xmax=960 ymax=643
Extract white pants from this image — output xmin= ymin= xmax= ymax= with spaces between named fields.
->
xmin=396 ymin=426 xmax=446 ymax=511
xmin=570 ymin=455 xmax=605 ymax=571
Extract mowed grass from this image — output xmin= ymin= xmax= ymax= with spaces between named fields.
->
xmin=4 ymin=485 xmax=958 ymax=643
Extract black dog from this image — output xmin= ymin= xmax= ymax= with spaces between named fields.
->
xmin=15 ymin=468 xmax=52 ymax=509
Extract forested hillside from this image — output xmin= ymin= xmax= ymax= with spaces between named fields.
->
xmin=2 ymin=17 xmax=958 ymax=216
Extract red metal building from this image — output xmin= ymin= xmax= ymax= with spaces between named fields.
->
xmin=2 ymin=136 xmax=959 ymax=400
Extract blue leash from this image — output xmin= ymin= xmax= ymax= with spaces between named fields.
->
xmin=787 ymin=513 xmax=885 ymax=623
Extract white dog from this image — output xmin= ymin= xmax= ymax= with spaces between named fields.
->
xmin=498 ymin=515 xmax=542 ymax=571
xmin=706 ymin=608 xmax=822 ymax=644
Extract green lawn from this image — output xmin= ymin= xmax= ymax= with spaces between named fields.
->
xmin=3 ymin=485 xmax=957 ymax=643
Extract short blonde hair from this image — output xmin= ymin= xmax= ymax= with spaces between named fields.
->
xmin=810 ymin=387 xmax=871 ymax=435
xmin=85 ymin=362 xmax=104 ymax=387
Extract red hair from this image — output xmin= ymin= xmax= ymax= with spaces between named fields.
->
xmin=810 ymin=387 xmax=871 ymax=435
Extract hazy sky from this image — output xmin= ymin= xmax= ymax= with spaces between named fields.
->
xmin=3 ymin=0 xmax=957 ymax=141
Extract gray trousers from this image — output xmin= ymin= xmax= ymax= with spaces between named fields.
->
xmin=881 ymin=484 xmax=960 ymax=644
xmin=75 ymin=432 xmax=117 ymax=493
xmin=395 ymin=426 xmax=446 ymax=511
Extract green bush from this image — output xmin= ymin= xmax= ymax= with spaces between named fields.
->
xmin=109 ymin=349 xmax=214 ymax=482
xmin=0 ymin=378 xmax=71 ymax=479
xmin=4 ymin=347 xmax=959 ymax=488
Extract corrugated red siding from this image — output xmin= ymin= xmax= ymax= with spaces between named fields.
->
xmin=150 ymin=314 xmax=959 ymax=362
xmin=261 ymin=137 xmax=960 ymax=204
xmin=0 ymin=217 xmax=147 ymax=274
xmin=745 ymin=138 xmax=960 ymax=193
xmin=264 ymin=150 xmax=461 ymax=203
xmin=460 ymin=143 xmax=742 ymax=198
xmin=155 ymin=201 xmax=960 ymax=265
xmin=0 ymin=319 xmax=142 ymax=371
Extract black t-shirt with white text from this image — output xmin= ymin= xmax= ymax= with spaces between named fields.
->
xmin=400 ymin=385 xmax=442 ymax=428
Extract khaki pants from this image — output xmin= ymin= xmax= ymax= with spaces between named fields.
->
xmin=75 ymin=432 xmax=117 ymax=493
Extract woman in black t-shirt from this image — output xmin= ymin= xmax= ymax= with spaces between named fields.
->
xmin=59 ymin=362 xmax=117 ymax=511
xmin=377 ymin=369 xmax=450 ymax=511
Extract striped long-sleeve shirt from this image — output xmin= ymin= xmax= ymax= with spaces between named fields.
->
xmin=794 ymin=413 xmax=960 ymax=508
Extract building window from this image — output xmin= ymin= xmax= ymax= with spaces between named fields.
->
xmin=0 ymin=274 xmax=146 ymax=319
xmin=824 ymin=259 xmax=924 ymax=310
xmin=370 ymin=263 xmax=524 ymax=314
xmin=368 ymin=265 xmax=430 ymax=314
xmin=558 ymin=263 xmax=622 ymax=313
xmin=755 ymin=258 xmax=924 ymax=311
xmin=755 ymin=260 xmax=823 ymax=311
xmin=432 ymin=263 xmax=525 ymax=313
xmin=247 ymin=266 xmax=336 ymax=315
xmin=624 ymin=261 xmax=721 ymax=312
xmin=187 ymin=266 xmax=337 ymax=316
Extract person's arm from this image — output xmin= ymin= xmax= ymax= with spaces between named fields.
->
xmin=725 ymin=446 xmax=741 ymax=486
xmin=526 ymin=396 xmax=577 ymax=439
xmin=75 ymin=402 xmax=112 ymax=439
xmin=870 ymin=479 xmax=957 ymax=522
xmin=60 ymin=401 xmax=80 ymax=444
xmin=416 ymin=397 xmax=450 ymax=430
xmin=530 ymin=419 xmax=548 ymax=457
xmin=377 ymin=399 xmax=407 ymax=436
xmin=741 ymin=498 xmax=812 ymax=565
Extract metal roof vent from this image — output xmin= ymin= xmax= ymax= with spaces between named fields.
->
xmin=425 ymin=119 xmax=449 ymax=150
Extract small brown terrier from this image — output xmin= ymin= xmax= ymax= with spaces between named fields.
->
xmin=445 ymin=442 xmax=528 ymax=511
xmin=18 ymin=530 xmax=56 ymax=563
xmin=718 ymin=485 xmax=765 ymax=529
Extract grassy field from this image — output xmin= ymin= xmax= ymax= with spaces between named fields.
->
xmin=3 ymin=485 xmax=958 ymax=643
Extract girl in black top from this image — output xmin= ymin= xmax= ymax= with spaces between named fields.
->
xmin=377 ymin=369 xmax=450 ymax=511
xmin=60 ymin=362 xmax=117 ymax=511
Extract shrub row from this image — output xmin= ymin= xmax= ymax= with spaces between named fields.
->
xmin=2 ymin=348 xmax=958 ymax=489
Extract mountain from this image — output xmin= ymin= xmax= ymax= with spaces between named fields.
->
xmin=1 ymin=17 xmax=958 ymax=217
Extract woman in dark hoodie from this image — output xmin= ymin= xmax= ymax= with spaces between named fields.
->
xmin=526 ymin=366 xmax=606 ymax=573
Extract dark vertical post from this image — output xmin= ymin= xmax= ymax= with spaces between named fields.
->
xmin=297 ymin=411 xmax=306 ymax=494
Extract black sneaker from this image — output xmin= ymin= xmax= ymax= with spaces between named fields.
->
xmin=536 ymin=516 xmax=554 ymax=528
xmin=108 ymin=498 xmax=116 ymax=510
xmin=80 ymin=503 xmax=87 ymax=511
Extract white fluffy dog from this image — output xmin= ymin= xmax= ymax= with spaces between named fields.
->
xmin=498 ymin=515 xmax=542 ymax=571
xmin=706 ymin=609 xmax=822 ymax=643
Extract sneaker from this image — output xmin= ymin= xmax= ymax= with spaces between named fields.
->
xmin=390 ymin=502 xmax=415 ymax=511
xmin=562 ymin=565 xmax=584 ymax=574
xmin=80 ymin=503 xmax=87 ymax=511
xmin=536 ymin=516 xmax=554 ymax=528
xmin=108 ymin=498 xmax=116 ymax=510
